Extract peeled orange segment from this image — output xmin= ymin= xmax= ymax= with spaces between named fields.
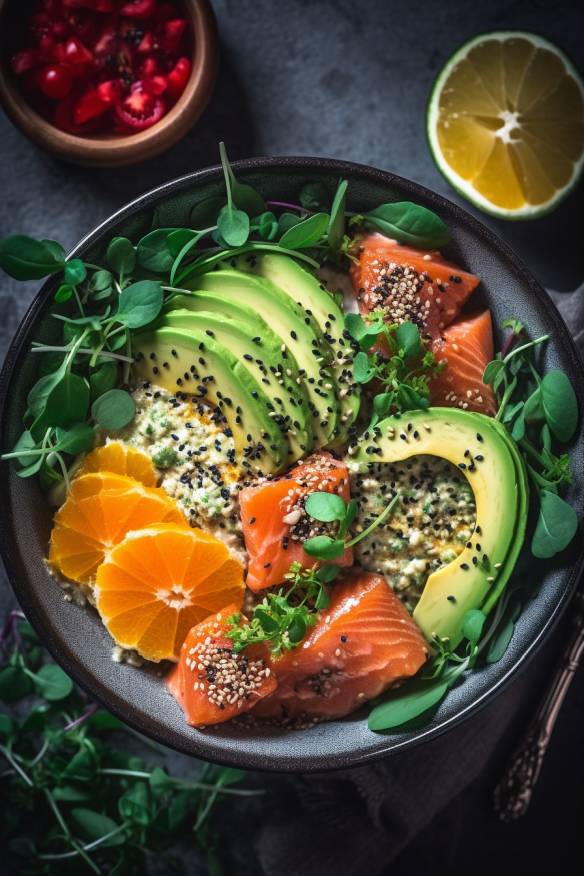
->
xmin=427 ymin=32 xmax=584 ymax=218
xmin=95 ymin=523 xmax=245 ymax=662
xmin=77 ymin=442 xmax=157 ymax=487
xmin=49 ymin=473 xmax=186 ymax=586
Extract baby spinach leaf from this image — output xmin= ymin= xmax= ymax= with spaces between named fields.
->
xmin=90 ymin=361 xmax=118 ymax=401
xmin=279 ymin=212 xmax=329 ymax=250
xmin=299 ymin=181 xmax=329 ymax=210
xmin=54 ymin=423 xmax=96 ymax=455
xmin=540 ymin=370 xmax=578 ymax=443
xmin=461 ymin=609 xmax=486 ymax=646
xmin=368 ymin=679 xmax=449 ymax=731
xmin=0 ymin=235 xmax=66 ymax=280
xmin=106 ymin=236 xmax=136 ymax=276
xmin=64 ymin=258 xmax=87 ymax=287
xmin=396 ymin=321 xmax=421 ymax=357
xmin=54 ymin=283 xmax=74 ymax=303
xmin=327 ymin=179 xmax=348 ymax=252
xmin=44 ymin=372 xmax=90 ymax=427
xmin=362 ymin=202 xmax=450 ymax=248
xmin=303 ymin=535 xmax=346 ymax=560
xmin=70 ymin=809 xmax=124 ymax=844
xmin=190 ymin=196 xmax=225 ymax=228
xmin=531 ymin=489 xmax=578 ymax=558
xmin=486 ymin=599 xmax=521 ymax=664
xmin=92 ymin=389 xmax=135 ymax=431
xmin=277 ymin=211 xmax=302 ymax=236
xmin=116 ymin=280 xmax=163 ymax=328
xmin=231 ymin=180 xmax=266 ymax=217
xmin=33 ymin=663 xmax=73 ymax=701
xmin=217 ymin=205 xmax=250 ymax=247
xmin=305 ymin=491 xmax=346 ymax=523
xmin=136 ymin=228 xmax=180 ymax=273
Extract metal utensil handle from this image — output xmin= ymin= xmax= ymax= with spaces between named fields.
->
xmin=493 ymin=590 xmax=584 ymax=822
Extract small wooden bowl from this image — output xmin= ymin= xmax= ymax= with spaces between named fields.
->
xmin=0 ymin=0 xmax=218 ymax=167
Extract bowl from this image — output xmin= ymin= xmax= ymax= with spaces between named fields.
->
xmin=0 ymin=0 xmax=218 ymax=167
xmin=1 ymin=157 xmax=583 ymax=771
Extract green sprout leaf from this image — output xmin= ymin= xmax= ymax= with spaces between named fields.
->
xmin=116 ymin=280 xmax=163 ymax=328
xmin=92 ymin=389 xmax=136 ymax=431
xmin=461 ymin=609 xmax=486 ymax=646
xmin=279 ymin=212 xmax=329 ymax=250
xmin=327 ymin=179 xmax=348 ymax=252
xmin=32 ymin=663 xmax=73 ymax=701
xmin=532 ymin=489 xmax=578 ymax=559
xmin=304 ymin=491 xmax=347 ymax=523
xmin=303 ymin=535 xmax=346 ymax=560
xmin=106 ymin=236 xmax=136 ymax=276
xmin=299 ymin=181 xmax=329 ymax=210
xmin=64 ymin=258 xmax=87 ymax=287
xmin=217 ymin=205 xmax=250 ymax=248
xmin=396 ymin=321 xmax=421 ymax=357
xmin=368 ymin=679 xmax=449 ymax=731
xmin=0 ymin=235 xmax=66 ymax=280
xmin=361 ymin=202 xmax=450 ymax=248
xmin=540 ymin=370 xmax=578 ymax=443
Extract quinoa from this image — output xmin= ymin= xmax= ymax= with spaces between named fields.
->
xmin=348 ymin=455 xmax=476 ymax=610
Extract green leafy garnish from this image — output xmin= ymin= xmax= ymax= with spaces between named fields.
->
xmin=0 ymin=613 xmax=259 ymax=875
xmin=349 ymin=201 xmax=450 ymax=249
xmin=483 ymin=319 xmax=579 ymax=559
xmin=227 ymin=563 xmax=337 ymax=655
xmin=346 ymin=316 xmax=444 ymax=425
xmin=303 ymin=491 xmax=399 ymax=560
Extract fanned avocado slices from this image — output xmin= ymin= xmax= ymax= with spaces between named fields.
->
xmin=160 ymin=309 xmax=312 ymax=461
xmin=133 ymin=326 xmax=288 ymax=474
xmin=233 ymin=253 xmax=361 ymax=440
xmin=192 ymin=268 xmax=340 ymax=447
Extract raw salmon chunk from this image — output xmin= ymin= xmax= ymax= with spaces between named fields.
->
xmin=351 ymin=233 xmax=480 ymax=342
xmin=430 ymin=309 xmax=497 ymax=415
xmin=254 ymin=572 xmax=428 ymax=721
xmin=168 ymin=605 xmax=277 ymax=727
xmin=240 ymin=452 xmax=353 ymax=592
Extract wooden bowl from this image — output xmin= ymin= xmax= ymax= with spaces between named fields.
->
xmin=0 ymin=0 xmax=218 ymax=167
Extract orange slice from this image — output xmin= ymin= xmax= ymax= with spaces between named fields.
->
xmin=49 ymin=473 xmax=186 ymax=586
xmin=77 ymin=442 xmax=157 ymax=487
xmin=94 ymin=523 xmax=245 ymax=662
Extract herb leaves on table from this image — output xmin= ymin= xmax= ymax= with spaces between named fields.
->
xmin=0 ymin=612 xmax=258 ymax=875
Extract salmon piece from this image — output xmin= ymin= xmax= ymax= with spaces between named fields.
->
xmin=167 ymin=605 xmax=277 ymax=727
xmin=351 ymin=233 xmax=480 ymax=344
xmin=430 ymin=310 xmax=497 ymax=415
xmin=254 ymin=572 xmax=428 ymax=721
xmin=240 ymin=452 xmax=353 ymax=592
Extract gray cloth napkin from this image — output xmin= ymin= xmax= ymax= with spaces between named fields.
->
xmin=222 ymin=287 xmax=584 ymax=876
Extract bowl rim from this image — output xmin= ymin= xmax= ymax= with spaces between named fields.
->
xmin=0 ymin=0 xmax=218 ymax=164
xmin=1 ymin=155 xmax=583 ymax=772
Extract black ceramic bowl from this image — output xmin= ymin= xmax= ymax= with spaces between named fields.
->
xmin=1 ymin=158 xmax=583 ymax=772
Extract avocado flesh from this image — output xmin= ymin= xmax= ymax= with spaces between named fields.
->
xmin=233 ymin=253 xmax=361 ymax=438
xmin=166 ymin=291 xmax=313 ymax=456
xmin=160 ymin=309 xmax=310 ymax=462
xmin=192 ymin=269 xmax=339 ymax=447
xmin=133 ymin=326 xmax=288 ymax=474
xmin=353 ymin=407 xmax=524 ymax=647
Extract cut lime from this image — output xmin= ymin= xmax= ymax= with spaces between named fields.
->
xmin=427 ymin=31 xmax=584 ymax=219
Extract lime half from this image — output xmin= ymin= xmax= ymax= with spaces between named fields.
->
xmin=427 ymin=31 xmax=584 ymax=219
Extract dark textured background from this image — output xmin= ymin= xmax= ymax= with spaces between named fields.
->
xmin=1 ymin=1 xmax=584 ymax=873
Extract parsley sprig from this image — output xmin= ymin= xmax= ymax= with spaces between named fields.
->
xmin=0 ymin=612 xmax=259 ymax=875
xmin=346 ymin=315 xmax=444 ymax=426
xmin=227 ymin=562 xmax=338 ymax=656
xmin=483 ymin=318 xmax=578 ymax=558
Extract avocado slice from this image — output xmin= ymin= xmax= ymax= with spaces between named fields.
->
xmin=234 ymin=253 xmax=361 ymax=439
xmin=352 ymin=407 xmax=526 ymax=646
xmin=165 ymin=291 xmax=314 ymax=456
xmin=160 ymin=309 xmax=310 ymax=461
xmin=133 ymin=326 xmax=288 ymax=474
xmin=191 ymin=269 xmax=340 ymax=448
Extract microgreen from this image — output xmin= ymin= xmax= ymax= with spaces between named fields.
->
xmin=349 ymin=201 xmax=450 ymax=249
xmin=0 ymin=235 xmax=66 ymax=280
xmin=483 ymin=318 xmax=579 ymax=558
xmin=227 ymin=562 xmax=336 ymax=655
xmin=0 ymin=613 xmax=259 ymax=875
xmin=303 ymin=491 xmax=400 ymax=560
xmin=346 ymin=316 xmax=443 ymax=425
